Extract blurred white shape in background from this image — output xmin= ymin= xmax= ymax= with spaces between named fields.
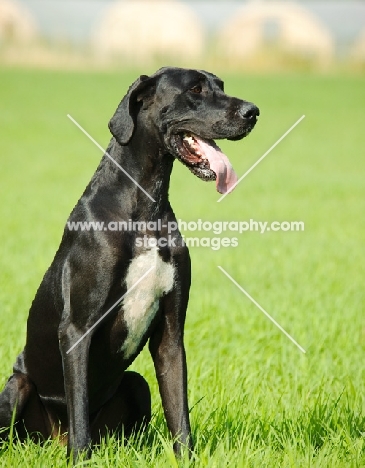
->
xmin=0 ymin=0 xmax=37 ymax=43
xmin=352 ymin=29 xmax=365 ymax=62
xmin=93 ymin=0 xmax=204 ymax=62
xmin=218 ymin=1 xmax=334 ymax=61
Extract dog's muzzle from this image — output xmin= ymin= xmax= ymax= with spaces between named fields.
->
xmin=168 ymin=103 xmax=260 ymax=195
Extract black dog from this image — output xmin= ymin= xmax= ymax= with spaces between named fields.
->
xmin=0 ymin=67 xmax=259 ymax=460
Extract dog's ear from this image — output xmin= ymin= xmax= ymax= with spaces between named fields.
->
xmin=108 ymin=75 xmax=156 ymax=145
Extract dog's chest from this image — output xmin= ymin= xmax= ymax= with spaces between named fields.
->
xmin=120 ymin=247 xmax=174 ymax=359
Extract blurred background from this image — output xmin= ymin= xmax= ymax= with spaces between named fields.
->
xmin=1 ymin=0 xmax=365 ymax=72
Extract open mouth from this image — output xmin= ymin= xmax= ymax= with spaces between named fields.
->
xmin=171 ymin=133 xmax=239 ymax=194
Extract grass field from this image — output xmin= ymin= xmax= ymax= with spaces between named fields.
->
xmin=0 ymin=67 xmax=364 ymax=467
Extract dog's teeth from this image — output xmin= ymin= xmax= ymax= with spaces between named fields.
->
xmin=183 ymin=134 xmax=195 ymax=144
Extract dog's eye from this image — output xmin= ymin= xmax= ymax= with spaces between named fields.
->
xmin=190 ymin=85 xmax=202 ymax=94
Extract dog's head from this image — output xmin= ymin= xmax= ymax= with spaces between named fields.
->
xmin=109 ymin=67 xmax=259 ymax=194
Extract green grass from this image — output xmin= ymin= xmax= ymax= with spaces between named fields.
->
xmin=0 ymin=66 xmax=364 ymax=467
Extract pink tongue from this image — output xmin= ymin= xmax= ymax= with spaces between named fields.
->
xmin=194 ymin=138 xmax=238 ymax=194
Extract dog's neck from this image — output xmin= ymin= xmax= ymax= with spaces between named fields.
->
xmin=93 ymin=137 xmax=174 ymax=219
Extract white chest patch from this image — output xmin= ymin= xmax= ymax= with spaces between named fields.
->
xmin=121 ymin=247 xmax=174 ymax=359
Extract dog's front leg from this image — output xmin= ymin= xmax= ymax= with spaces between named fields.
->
xmin=149 ymin=291 xmax=193 ymax=456
xmin=59 ymin=322 xmax=92 ymax=462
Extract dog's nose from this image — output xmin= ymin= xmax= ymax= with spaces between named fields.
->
xmin=239 ymin=103 xmax=260 ymax=121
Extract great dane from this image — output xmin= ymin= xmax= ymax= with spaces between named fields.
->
xmin=0 ymin=67 xmax=259 ymax=460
